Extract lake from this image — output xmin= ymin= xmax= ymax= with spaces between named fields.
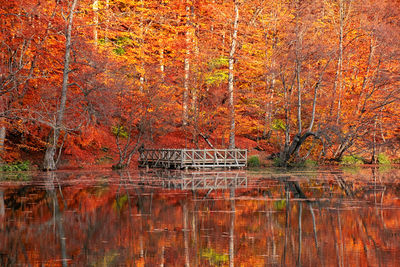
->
xmin=0 ymin=167 xmax=399 ymax=266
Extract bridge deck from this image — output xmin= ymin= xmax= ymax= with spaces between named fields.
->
xmin=139 ymin=149 xmax=247 ymax=169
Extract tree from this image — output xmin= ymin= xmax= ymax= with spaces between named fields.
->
xmin=1 ymin=0 xmax=400 ymax=166
xmin=0 ymin=1 xmax=40 ymax=162
xmin=270 ymin=0 xmax=332 ymax=165
xmin=43 ymin=0 xmax=79 ymax=170
xmin=228 ymin=0 xmax=240 ymax=148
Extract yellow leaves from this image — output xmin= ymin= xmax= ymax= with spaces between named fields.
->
xmin=205 ymin=70 xmax=228 ymax=86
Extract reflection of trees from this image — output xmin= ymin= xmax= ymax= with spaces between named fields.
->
xmin=229 ymin=187 xmax=235 ymax=267
xmin=332 ymin=171 xmax=386 ymax=267
xmin=265 ymin=193 xmax=278 ymax=266
xmin=183 ymin=202 xmax=190 ymax=267
xmin=281 ymin=177 xmax=327 ymax=267
xmin=282 ymin=184 xmax=290 ymax=266
xmin=45 ymin=172 xmax=68 ymax=267
xmin=0 ymin=189 xmax=4 ymax=230
xmin=297 ymin=202 xmax=302 ymax=267
xmin=0 ymin=169 xmax=399 ymax=266
xmin=120 ymin=170 xmax=155 ymax=261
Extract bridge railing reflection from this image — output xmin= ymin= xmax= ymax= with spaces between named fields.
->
xmin=138 ymin=171 xmax=247 ymax=190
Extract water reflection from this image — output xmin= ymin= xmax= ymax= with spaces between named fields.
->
xmin=45 ymin=172 xmax=69 ymax=267
xmin=138 ymin=170 xmax=247 ymax=190
xmin=0 ymin=168 xmax=399 ymax=266
xmin=0 ymin=188 xmax=4 ymax=231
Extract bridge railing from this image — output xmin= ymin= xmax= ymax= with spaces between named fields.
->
xmin=139 ymin=149 xmax=247 ymax=169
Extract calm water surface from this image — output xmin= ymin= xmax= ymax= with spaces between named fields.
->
xmin=0 ymin=168 xmax=399 ymax=266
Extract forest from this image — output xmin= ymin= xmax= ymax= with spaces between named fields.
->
xmin=1 ymin=0 xmax=400 ymax=170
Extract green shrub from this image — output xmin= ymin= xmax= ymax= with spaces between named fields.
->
xmin=272 ymin=157 xmax=317 ymax=168
xmin=272 ymin=157 xmax=285 ymax=167
xmin=247 ymin=155 xmax=261 ymax=168
xmin=377 ymin=153 xmax=391 ymax=165
xmin=340 ymin=155 xmax=364 ymax=165
xmin=2 ymin=161 xmax=30 ymax=172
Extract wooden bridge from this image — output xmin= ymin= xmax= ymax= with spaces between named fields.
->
xmin=139 ymin=149 xmax=247 ymax=169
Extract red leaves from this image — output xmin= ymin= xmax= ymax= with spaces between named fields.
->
xmin=1 ymin=0 xmax=400 ymax=166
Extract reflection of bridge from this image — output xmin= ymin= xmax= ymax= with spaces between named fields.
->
xmin=139 ymin=149 xmax=247 ymax=169
xmin=138 ymin=171 xmax=247 ymax=190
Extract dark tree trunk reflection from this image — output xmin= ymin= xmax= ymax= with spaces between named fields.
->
xmin=229 ymin=187 xmax=235 ymax=267
xmin=0 ymin=189 xmax=4 ymax=230
xmin=45 ymin=172 xmax=68 ymax=267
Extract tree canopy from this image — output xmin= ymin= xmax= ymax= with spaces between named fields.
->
xmin=1 ymin=0 xmax=399 ymax=169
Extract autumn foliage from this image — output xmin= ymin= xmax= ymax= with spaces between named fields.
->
xmin=1 ymin=0 xmax=400 ymax=168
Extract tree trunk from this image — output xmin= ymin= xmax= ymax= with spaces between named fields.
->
xmin=263 ymin=22 xmax=277 ymax=139
xmin=332 ymin=0 xmax=353 ymax=123
xmin=192 ymin=8 xmax=199 ymax=147
xmin=160 ymin=46 xmax=165 ymax=82
xmin=333 ymin=134 xmax=353 ymax=160
xmin=183 ymin=2 xmax=191 ymax=126
xmin=295 ymin=0 xmax=303 ymax=135
xmin=43 ymin=0 xmax=78 ymax=171
xmin=296 ymin=58 xmax=302 ymax=134
xmin=104 ymin=0 xmax=110 ymax=41
xmin=371 ymin=117 xmax=377 ymax=164
xmin=43 ymin=132 xmax=57 ymax=170
xmin=0 ymin=123 xmax=5 ymax=163
xmin=138 ymin=0 xmax=146 ymax=93
xmin=228 ymin=0 xmax=239 ymax=149
xmin=113 ymin=127 xmax=143 ymax=169
xmin=332 ymin=0 xmax=344 ymax=123
xmin=93 ymin=0 xmax=99 ymax=42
